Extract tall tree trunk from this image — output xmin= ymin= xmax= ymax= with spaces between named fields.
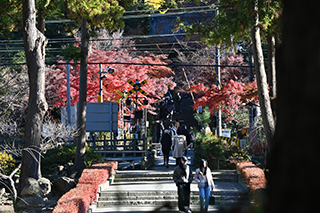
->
xmin=268 ymin=1 xmax=320 ymax=212
xmin=18 ymin=0 xmax=48 ymax=196
xmin=251 ymin=0 xmax=275 ymax=152
xmin=73 ymin=17 xmax=89 ymax=177
xmin=267 ymin=34 xmax=276 ymax=99
xmin=37 ymin=7 xmax=45 ymax=34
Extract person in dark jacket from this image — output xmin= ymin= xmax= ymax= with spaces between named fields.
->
xmin=160 ymin=129 xmax=172 ymax=168
xmin=173 ymin=156 xmax=193 ymax=213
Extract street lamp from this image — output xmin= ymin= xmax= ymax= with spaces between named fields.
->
xmin=98 ymin=65 xmax=115 ymax=103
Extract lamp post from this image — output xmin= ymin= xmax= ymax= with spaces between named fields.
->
xmin=98 ymin=64 xmax=114 ymax=102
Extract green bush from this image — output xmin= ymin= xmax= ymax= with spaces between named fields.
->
xmin=194 ymin=131 xmax=251 ymax=169
xmin=194 ymin=131 xmax=226 ymax=169
xmin=41 ymin=144 xmax=104 ymax=177
xmin=193 ymin=107 xmax=250 ymax=169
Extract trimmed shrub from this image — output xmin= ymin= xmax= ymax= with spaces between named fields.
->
xmin=53 ymin=161 xmax=118 ymax=213
xmin=234 ymin=161 xmax=266 ymax=192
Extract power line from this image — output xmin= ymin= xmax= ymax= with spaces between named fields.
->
xmin=41 ymin=6 xmax=217 ymax=23
xmin=0 ymin=61 xmax=253 ymax=68
xmin=0 ymin=6 xmax=216 ymax=43
xmin=0 ymin=33 xmax=189 ymax=46
xmin=122 ymin=8 xmax=216 ymax=19
xmin=0 ymin=5 xmax=217 ymax=31
xmin=0 ymin=39 xmax=203 ymax=50
xmin=123 ymin=5 xmax=216 ymax=14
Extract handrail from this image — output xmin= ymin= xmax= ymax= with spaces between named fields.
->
xmin=87 ymin=135 xmax=149 ymax=158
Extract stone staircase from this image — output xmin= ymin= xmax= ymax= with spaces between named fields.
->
xmin=92 ymin=170 xmax=250 ymax=212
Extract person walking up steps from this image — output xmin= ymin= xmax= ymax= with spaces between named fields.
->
xmin=160 ymin=129 xmax=172 ymax=168
xmin=173 ymin=156 xmax=193 ymax=213
xmin=194 ymin=159 xmax=215 ymax=212
xmin=177 ymin=124 xmax=191 ymax=157
xmin=172 ymin=133 xmax=187 ymax=166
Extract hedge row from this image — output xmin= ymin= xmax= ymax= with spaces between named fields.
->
xmin=53 ymin=161 xmax=118 ymax=213
xmin=234 ymin=161 xmax=267 ymax=192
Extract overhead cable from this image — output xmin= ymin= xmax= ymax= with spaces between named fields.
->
xmin=0 ymin=33 xmax=189 ymax=46
xmin=122 ymin=8 xmax=217 ymax=19
xmin=124 ymin=5 xmax=215 ymax=14
xmin=0 ymin=61 xmax=253 ymax=68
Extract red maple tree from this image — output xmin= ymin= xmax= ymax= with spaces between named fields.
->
xmin=178 ymin=51 xmax=259 ymax=121
xmin=45 ymin=40 xmax=175 ymax=111
xmin=190 ymin=79 xmax=258 ymax=120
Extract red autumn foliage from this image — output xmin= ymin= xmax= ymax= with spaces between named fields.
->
xmin=175 ymin=51 xmax=248 ymax=91
xmin=190 ymin=79 xmax=259 ymax=121
xmin=53 ymin=161 xmax=118 ymax=213
xmin=176 ymin=51 xmax=259 ymax=121
xmin=46 ymin=40 xmax=176 ymax=110
xmin=250 ymin=141 xmax=268 ymax=156
xmin=220 ymin=52 xmax=250 ymax=84
xmin=233 ymin=161 xmax=267 ymax=192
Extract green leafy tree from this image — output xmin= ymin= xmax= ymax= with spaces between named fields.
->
xmin=0 ymin=0 xmax=22 ymax=35
xmin=180 ymin=0 xmax=282 ymax=152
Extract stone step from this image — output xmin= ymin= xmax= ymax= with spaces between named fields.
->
xmin=113 ymin=176 xmax=172 ymax=182
xmin=114 ymin=171 xmax=239 ymax=182
xmin=97 ymin=196 xmax=249 ymax=207
xmin=98 ymin=194 xmax=248 ymax=202
xmin=113 ymin=176 xmax=238 ymax=182
xmin=99 ymin=190 xmax=248 ymax=198
xmin=97 ymin=189 xmax=250 ymax=207
xmin=115 ymin=170 xmax=238 ymax=178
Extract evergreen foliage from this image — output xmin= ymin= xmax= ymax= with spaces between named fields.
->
xmin=41 ymin=144 xmax=103 ymax=178
xmin=193 ymin=107 xmax=250 ymax=169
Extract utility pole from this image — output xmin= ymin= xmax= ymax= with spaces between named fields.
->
xmin=248 ymin=45 xmax=257 ymax=144
xmin=215 ymin=46 xmax=222 ymax=137
xmin=66 ymin=63 xmax=71 ymax=126
xmin=98 ymin=64 xmax=114 ymax=102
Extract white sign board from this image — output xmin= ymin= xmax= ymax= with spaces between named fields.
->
xmin=86 ymin=102 xmax=118 ymax=132
xmin=240 ymin=139 xmax=247 ymax=150
xmin=221 ymin=129 xmax=231 ymax=138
